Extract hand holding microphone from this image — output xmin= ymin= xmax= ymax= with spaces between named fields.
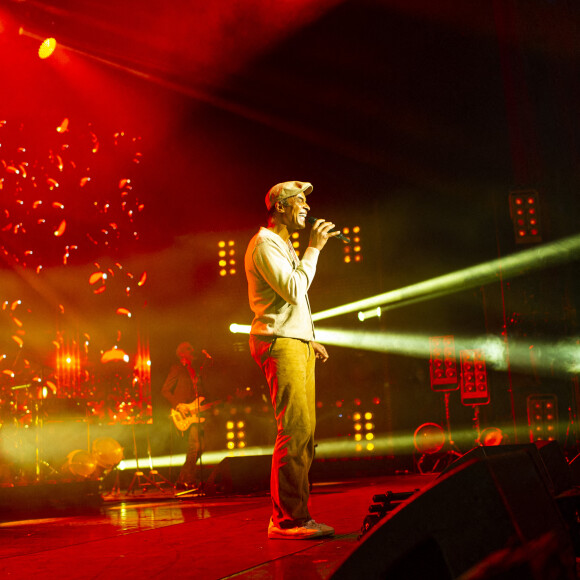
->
xmin=306 ymin=216 xmax=351 ymax=244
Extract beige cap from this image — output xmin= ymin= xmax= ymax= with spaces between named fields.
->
xmin=265 ymin=180 xmax=313 ymax=211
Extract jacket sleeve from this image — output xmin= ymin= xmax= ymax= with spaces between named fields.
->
xmin=252 ymin=239 xmax=319 ymax=305
xmin=161 ymin=365 xmax=180 ymax=408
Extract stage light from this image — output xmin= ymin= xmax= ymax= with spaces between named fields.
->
xmin=509 ymin=190 xmax=541 ymax=244
xmin=342 ymin=225 xmax=363 ymax=264
xmin=429 ymin=335 xmax=458 ymax=391
xmin=291 ymin=232 xmax=301 ymax=257
xmin=310 ymin=232 xmax=580 ymax=322
xmin=218 ymin=240 xmax=236 ymax=276
xmin=459 ymin=349 xmax=489 ymax=406
xmin=527 ymin=394 xmax=558 ymax=442
xmin=358 ymin=307 xmax=381 ymax=322
xmin=413 ymin=423 xmax=445 ymax=455
xmin=225 ymin=419 xmax=246 ymax=448
xmin=353 ymin=407 xmax=376 ymax=451
xmin=229 ymin=323 xmax=251 ymax=334
xmin=38 ymin=37 xmax=57 ymax=59
xmin=478 ymin=427 xmax=503 ymax=446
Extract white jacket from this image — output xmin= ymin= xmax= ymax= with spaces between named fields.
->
xmin=245 ymin=227 xmax=319 ymax=340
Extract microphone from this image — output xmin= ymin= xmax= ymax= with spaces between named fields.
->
xmin=306 ymin=216 xmax=351 ymax=243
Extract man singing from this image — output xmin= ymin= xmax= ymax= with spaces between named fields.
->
xmin=244 ymin=180 xmax=339 ymax=539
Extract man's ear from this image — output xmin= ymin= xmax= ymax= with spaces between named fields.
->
xmin=275 ymin=201 xmax=286 ymax=213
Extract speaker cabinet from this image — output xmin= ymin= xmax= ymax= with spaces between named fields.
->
xmin=534 ymin=440 xmax=574 ymax=495
xmin=331 ymin=450 xmax=575 ymax=579
xmin=205 ymin=455 xmax=271 ymax=495
xmin=442 ymin=441 xmax=573 ymax=496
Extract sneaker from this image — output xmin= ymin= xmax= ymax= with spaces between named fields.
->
xmin=268 ymin=518 xmax=335 ymax=539
xmin=305 ymin=519 xmax=335 ymax=536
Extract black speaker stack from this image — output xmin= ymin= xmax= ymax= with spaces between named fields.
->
xmin=332 ymin=441 xmax=580 ymax=579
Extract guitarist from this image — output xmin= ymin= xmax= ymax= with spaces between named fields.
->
xmin=161 ymin=341 xmax=212 ymax=491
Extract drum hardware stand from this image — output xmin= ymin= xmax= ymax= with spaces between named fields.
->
xmin=103 ymin=467 xmax=122 ymax=498
xmin=126 ymin=425 xmax=171 ymax=495
xmin=34 ymin=398 xmax=42 ymax=483
xmin=419 ymin=393 xmax=462 ymax=474
xmin=145 ymin=425 xmax=172 ymax=490
xmin=439 ymin=391 xmax=462 ymax=469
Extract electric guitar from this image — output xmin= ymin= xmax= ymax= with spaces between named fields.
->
xmin=170 ymin=397 xmax=220 ymax=431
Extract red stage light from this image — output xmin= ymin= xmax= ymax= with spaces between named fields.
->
xmin=479 ymin=427 xmax=503 ymax=446
xmin=413 ymin=423 xmax=445 ymax=454
xmin=429 ymin=335 xmax=458 ymax=391
xmin=527 ymin=394 xmax=558 ymax=442
xmin=509 ymin=190 xmax=542 ymax=244
xmin=460 ymin=349 xmax=489 ymax=405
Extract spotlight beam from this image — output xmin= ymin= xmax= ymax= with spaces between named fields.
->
xmin=229 ymin=320 xmax=579 ymax=377
xmin=315 ymin=328 xmax=431 ymax=359
xmin=314 ymin=327 xmax=580 ymax=377
xmin=311 ymin=233 xmax=580 ymax=322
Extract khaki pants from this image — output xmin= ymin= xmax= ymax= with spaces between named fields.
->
xmin=250 ymin=335 xmax=316 ymax=528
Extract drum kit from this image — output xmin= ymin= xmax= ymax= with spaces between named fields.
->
xmin=64 ymin=437 xmax=124 ymax=477
xmin=0 ymin=382 xmax=124 ymax=486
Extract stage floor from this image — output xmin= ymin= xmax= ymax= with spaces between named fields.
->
xmin=0 ymin=473 xmax=436 ymax=579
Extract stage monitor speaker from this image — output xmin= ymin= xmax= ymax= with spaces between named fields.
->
xmin=441 ymin=441 xmax=573 ymax=496
xmin=331 ymin=450 xmax=575 ymax=579
xmin=568 ymin=453 xmax=580 ymax=487
xmin=534 ymin=440 xmax=574 ymax=495
xmin=205 ymin=455 xmax=271 ymax=495
xmin=0 ymin=481 xmax=102 ymax=521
